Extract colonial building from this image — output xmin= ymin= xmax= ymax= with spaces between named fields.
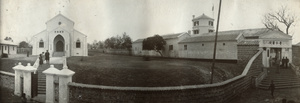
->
xmin=31 ymin=14 xmax=88 ymax=57
xmin=132 ymin=32 xmax=190 ymax=57
xmin=131 ymin=13 xmax=293 ymax=68
xmin=0 ymin=38 xmax=18 ymax=56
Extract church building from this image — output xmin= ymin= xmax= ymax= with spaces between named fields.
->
xmin=31 ymin=14 xmax=88 ymax=57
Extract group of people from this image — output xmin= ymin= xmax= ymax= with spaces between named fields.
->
xmin=39 ymin=50 xmax=50 ymax=65
xmin=281 ymin=57 xmax=290 ymax=68
xmin=269 ymin=56 xmax=290 ymax=68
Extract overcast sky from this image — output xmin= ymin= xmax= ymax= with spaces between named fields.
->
xmin=1 ymin=0 xmax=300 ymax=44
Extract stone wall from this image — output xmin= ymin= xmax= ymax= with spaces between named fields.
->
xmin=68 ymin=49 xmax=263 ymax=103
xmin=292 ymin=45 xmax=300 ymax=66
xmin=237 ymin=44 xmax=259 ymax=67
xmin=104 ymin=49 xmax=132 ymax=55
xmin=0 ymin=71 xmax=15 ymax=90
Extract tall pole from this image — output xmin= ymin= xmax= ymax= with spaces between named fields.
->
xmin=210 ymin=0 xmax=222 ymax=84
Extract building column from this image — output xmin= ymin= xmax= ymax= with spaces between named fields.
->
xmin=57 ymin=66 xmax=75 ymax=103
xmin=43 ymin=65 xmax=60 ymax=103
xmin=12 ymin=62 xmax=25 ymax=96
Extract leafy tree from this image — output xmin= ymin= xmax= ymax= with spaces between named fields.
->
xmin=19 ymin=41 xmax=30 ymax=48
xmin=121 ymin=32 xmax=132 ymax=50
xmin=142 ymin=34 xmax=166 ymax=57
xmin=263 ymin=6 xmax=296 ymax=35
xmin=104 ymin=32 xmax=132 ymax=50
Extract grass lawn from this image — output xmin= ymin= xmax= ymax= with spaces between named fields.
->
xmin=0 ymin=54 xmax=37 ymax=73
xmin=67 ymin=51 xmax=244 ymax=87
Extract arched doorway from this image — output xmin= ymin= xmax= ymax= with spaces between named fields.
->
xmin=56 ymin=41 xmax=64 ymax=51
xmin=53 ymin=35 xmax=65 ymax=57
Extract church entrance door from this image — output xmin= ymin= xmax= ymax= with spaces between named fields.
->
xmin=56 ymin=41 xmax=64 ymax=52
xmin=53 ymin=35 xmax=65 ymax=57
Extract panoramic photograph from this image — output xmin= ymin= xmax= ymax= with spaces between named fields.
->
xmin=1 ymin=0 xmax=300 ymax=103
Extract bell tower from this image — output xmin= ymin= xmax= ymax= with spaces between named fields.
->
xmin=191 ymin=14 xmax=214 ymax=35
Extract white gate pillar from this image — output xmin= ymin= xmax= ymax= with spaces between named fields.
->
xmin=57 ymin=66 xmax=75 ymax=103
xmin=12 ymin=62 xmax=25 ymax=96
xmin=43 ymin=65 xmax=60 ymax=103
xmin=22 ymin=63 xmax=37 ymax=99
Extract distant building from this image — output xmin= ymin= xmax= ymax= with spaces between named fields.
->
xmin=132 ymin=13 xmax=293 ymax=68
xmin=132 ymin=32 xmax=190 ymax=57
xmin=31 ymin=14 xmax=88 ymax=57
xmin=0 ymin=38 xmax=18 ymax=55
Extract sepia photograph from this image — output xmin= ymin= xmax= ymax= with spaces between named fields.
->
xmin=1 ymin=0 xmax=300 ymax=102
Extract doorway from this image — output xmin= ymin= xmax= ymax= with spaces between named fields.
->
xmin=270 ymin=48 xmax=282 ymax=65
xmin=56 ymin=41 xmax=64 ymax=52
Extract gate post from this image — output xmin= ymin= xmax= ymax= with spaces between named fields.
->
xmin=12 ymin=62 xmax=25 ymax=96
xmin=22 ymin=63 xmax=37 ymax=99
xmin=43 ymin=65 xmax=60 ymax=103
xmin=57 ymin=66 xmax=75 ymax=103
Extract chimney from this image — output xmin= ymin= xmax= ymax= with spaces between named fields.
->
xmin=192 ymin=15 xmax=195 ymax=19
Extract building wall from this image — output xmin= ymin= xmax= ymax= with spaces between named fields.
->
xmin=132 ymin=42 xmax=143 ymax=56
xmin=0 ymin=45 xmax=17 ymax=55
xmin=72 ymin=30 xmax=88 ymax=56
xmin=32 ymin=31 xmax=48 ymax=55
xmin=178 ymin=41 xmax=238 ymax=60
xmin=192 ymin=19 xmax=214 ymax=35
xmin=46 ymin=15 xmax=74 ymax=33
xmin=292 ymin=45 xmax=300 ymax=66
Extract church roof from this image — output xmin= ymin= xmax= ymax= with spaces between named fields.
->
xmin=46 ymin=14 xmax=75 ymax=24
xmin=192 ymin=14 xmax=214 ymax=21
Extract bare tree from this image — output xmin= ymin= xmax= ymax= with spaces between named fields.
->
xmin=263 ymin=6 xmax=296 ymax=35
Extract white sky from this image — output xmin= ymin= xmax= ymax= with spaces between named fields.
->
xmin=1 ymin=0 xmax=300 ymax=44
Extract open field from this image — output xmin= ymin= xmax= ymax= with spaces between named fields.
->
xmin=67 ymin=51 xmax=244 ymax=87
xmin=0 ymin=55 xmax=37 ymax=73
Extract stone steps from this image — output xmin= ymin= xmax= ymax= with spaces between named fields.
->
xmin=36 ymin=64 xmax=50 ymax=94
xmin=258 ymin=67 xmax=300 ymax=89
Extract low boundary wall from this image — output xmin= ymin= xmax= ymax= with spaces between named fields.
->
xmin=0 ymin=71 xmax=15 ymax=90
xmin=68 ymin=50 xmax=263 ymax=103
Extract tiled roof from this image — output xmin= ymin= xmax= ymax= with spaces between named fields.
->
xmin=132 ymin=39 xmax=144 ymax=43
xmin=179 ymin=33 xmax=240 ymax=43
xmin=132 ymin=32 xmax=187 ymax=43
xmin=193 ymin=14 xmax=214 ymax=20
xmin=161 ymin=32 xmax=186 ymax=40
xmin=0 ymin=40 xmax=18 ymax=46
xmin=238 ymin=40 xmax=260 ymax=45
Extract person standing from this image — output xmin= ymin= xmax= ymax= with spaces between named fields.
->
xmin=269 ymin=56 xmax=273 ymax=67
xmin=269 ymin=80 xmax=275 ymax=97
xmin=45 ymin=50 xmax=50 ymax=64
xmin=39 ymin=54 xmax=43 ymax=65
xmin=286 ymin=57 xmax=289 ymax=68
xmin=282 ymin=57 xmax=286 ymax=68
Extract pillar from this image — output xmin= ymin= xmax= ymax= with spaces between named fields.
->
xmin=57 ymin=66 xmax=75 ymax=103
xmin=22 ymin=63 xmax=37 ymax=99
xmin=12 ymin=62 xmax=25 ymax=96
xmin=43 ymin=65 xmax=60 ymax=103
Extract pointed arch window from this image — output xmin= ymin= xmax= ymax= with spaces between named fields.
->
xmin=39 ymin=39 xmax=44 ymax=48
xmin=76 ymin=39 xmax=81 ymax=48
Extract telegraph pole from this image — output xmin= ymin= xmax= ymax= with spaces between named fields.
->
xmin=210 ymin=0 xmax=222 ymax=84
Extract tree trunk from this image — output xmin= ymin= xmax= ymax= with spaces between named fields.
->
xmin=156 ymin=50 xmax=163 ymax=57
